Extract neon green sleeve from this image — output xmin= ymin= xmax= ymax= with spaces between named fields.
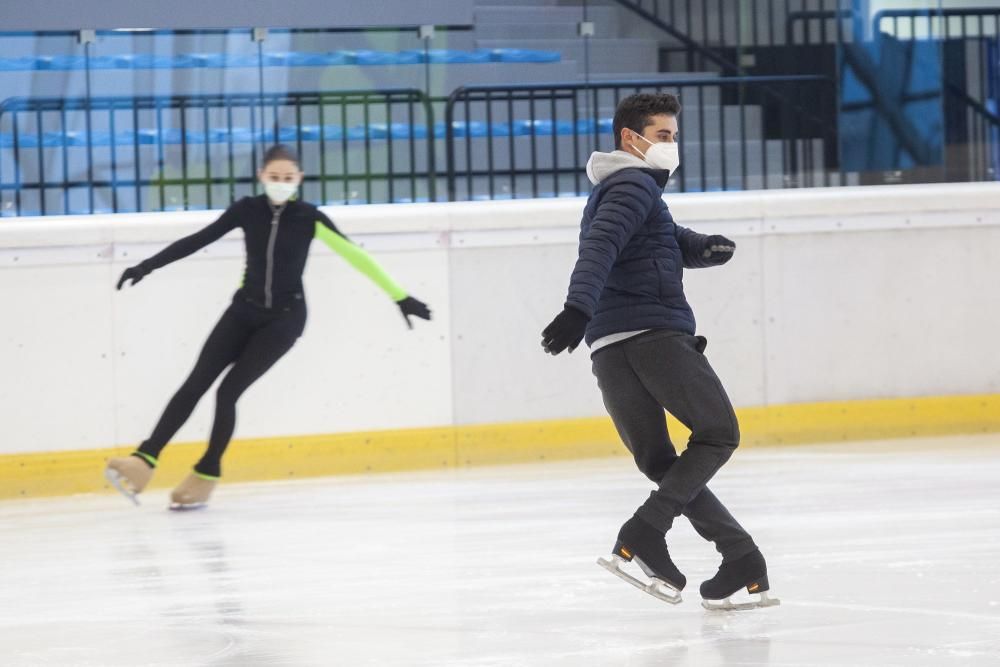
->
xmin=314 ymin=221 xmax=408 ymax=301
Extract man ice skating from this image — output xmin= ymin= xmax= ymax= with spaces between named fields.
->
xmin=540 ymin=93 xmax=778 ymax=610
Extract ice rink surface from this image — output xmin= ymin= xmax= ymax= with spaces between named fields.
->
xmin=2 ymin=435 xmax=999 ymax=666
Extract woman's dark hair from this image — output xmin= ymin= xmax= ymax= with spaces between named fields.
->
xmin=262 ymin=144 xmax=300 ymax=168
xmin=612 ymin=93 xmax=682 ymax=149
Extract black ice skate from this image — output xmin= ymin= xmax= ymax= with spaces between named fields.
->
xmin=597 ymin=515 xmax=686 ymax=604
xmin=700 ymin=548 xmax=780 ymax=611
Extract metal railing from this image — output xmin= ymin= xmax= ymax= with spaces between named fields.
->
xmin=614 ymin=0 xmax=852 ymax=72
xmin=444 ymin=75 xmax=838 ymax=202
xmin=3 ymin=74 xmax=846 ymax=216
xmin=0 ymin=89 xmax=436 ymax=216
xmin=946 ymin=82 xmax=1000 ymax=182
xmin=785 ymin=9 xmax=854 ymax=46
xmin=874 ymin=8 xmax=1000 ymax=40
xmin=873 ymin=8 xmax=1000 ymax=183
xmin=610 ymin=0 xmax=745 ymax=74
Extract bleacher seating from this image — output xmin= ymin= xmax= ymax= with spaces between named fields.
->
xmin=0 ymin=49 xmax=560 ymax=72
xmin=0 ymin=119 xmax=614 ymax=148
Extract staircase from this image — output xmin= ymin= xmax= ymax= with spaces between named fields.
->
xmin=468 ymin=0 xmax=834 ymax=192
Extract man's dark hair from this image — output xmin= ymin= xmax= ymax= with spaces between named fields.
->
xmin=262 ymin=143 xmax=300 ymax=168
xmin=612 ymin=93 xmax=682 ymax=149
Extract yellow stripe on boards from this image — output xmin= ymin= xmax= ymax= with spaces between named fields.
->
xmin=2 ymin=394 xmax=999 ymax=500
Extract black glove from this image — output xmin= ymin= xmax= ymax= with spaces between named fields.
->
xmin=116 ymin=262 xmax=151 ymax=290
xmin=541 ymin=305 xmax=589 ymax=355
xmin=396 ymin=296 xmax=431 ymax=329
xmin=702 ymin=235 xmax=735 ymax=265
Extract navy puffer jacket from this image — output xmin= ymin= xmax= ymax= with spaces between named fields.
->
xmin=565 ymin=151 xmax=717 ymax=346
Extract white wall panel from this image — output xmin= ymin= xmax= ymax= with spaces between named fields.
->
xmin=2 ymin=182 xmax=998 ymax=454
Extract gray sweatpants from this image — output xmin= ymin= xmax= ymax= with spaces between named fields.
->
xmin=591 ymin=330 xmax=757 ymax=563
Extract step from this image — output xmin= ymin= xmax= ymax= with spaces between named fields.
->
xmin=474 ymin=5 xmax=616 ymax=25
xmin=474 ymin=0 xmax=564 ymax=6
xmin=670 ymin=138 xmax=831 ymax=191
xmin=474 ymin=20 xmax=616 ymax=40
xmin=474 ymin=5 xmax=619 ymax=36
xmin=585 ymin=70 xmax=721 ymax=81
xmin=624 ymin=0 xmax=848 ymax=48
xmin=281 ymin=31 xmax=480 ymax=53
xmin=583 ymin=86 xmax=724 ymax=113
xmin=55 ymin=61 xmax=578 ymax=97
xmin=475 ymin=38 xmax=658 ymax=74
xmin=677 ymin=105 xmax=764 ymax=142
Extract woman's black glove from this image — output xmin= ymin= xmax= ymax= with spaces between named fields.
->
xmin=397 ymin=296 xmax=432 ymax=329
xmin=116 ymin=262 xmax=152 ymax=290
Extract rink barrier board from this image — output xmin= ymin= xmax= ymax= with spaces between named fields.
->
xmin=2 ymin=393 xmax=999 ymax=500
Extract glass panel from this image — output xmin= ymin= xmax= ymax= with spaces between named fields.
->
xmin=839 ymin=0 xmax=947 ymax=184
xmin=7 ymin=1 xmax=1000 ymax=216
xmin=0 ymin=32 xmax=87 ymax=216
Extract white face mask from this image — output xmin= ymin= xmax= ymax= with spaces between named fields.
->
xmin=263 ymin=180 xmax=298 ymax=204
xmin=633 ymin=133 xmax=680 ymax=174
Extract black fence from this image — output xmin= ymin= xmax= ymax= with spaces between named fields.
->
xmin=0 ymin=89 xmax=436 ymax=216
xmin=786 ymin=9 xmax=853 ymax=46
xmin=613 ymin=0 xmax=854 ymax=74
xmin=444 ymin=75 xmax=838 ymax=201
xmin=1 ymin=75 xmax=839 ymax=215
xmin=873 ymin=8 xmax=1000 ymax=183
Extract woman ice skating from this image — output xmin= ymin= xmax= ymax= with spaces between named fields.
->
xmin=541 ymin=94 xmax=778 ymax=610
xmin=105 ymin=144 xmax=431 ymax=510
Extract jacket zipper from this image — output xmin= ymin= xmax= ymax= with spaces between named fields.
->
xmin=264 ymin=203 xmax=284 ymax=309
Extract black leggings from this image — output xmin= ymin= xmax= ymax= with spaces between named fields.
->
xmin=137 ymin=294 xmax=306 ymax=477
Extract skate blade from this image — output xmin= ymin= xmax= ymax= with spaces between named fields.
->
xmin=168 ymin=501 xmax=208 ymax=512
xmin=597 ymin=555 xmax=682 ymax=605
xmin=701 ymin=591 xmax=780 ymax=611
xmin=104 ymin=468 xmax=140 ymax=506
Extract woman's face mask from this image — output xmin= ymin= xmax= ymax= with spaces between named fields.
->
xmin=263 ymin=181 xmax=299 ymax=204
xmin=259 ymin=159 xmax=303 ymax=204
xmin=632 ymin=132 xmax=681 ymax=174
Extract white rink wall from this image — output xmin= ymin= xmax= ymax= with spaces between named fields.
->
xmin=2 ymin=183 xmax=999 ymax=455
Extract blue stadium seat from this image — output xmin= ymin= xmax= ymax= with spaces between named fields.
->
xmin=1 ymin=133 xmax=33 ymax=148
xmin=438 ymin=121 xmax=488 ymax=138
xmin=111 ymin=54 xmax=181 ymax=69
xmin=345 ymin=50 xmax=422 ymax=66
xmin=263 ymin=52 xmax=345 ymax=67
xmin=210 ymin=127 xmax=256 ymax=144
xmin=87 ymin=56 xmax=120 ymax=69
xmin=187 ymin=53 xmax=228 ymax=68
xmin=293 ymin=126 xmax=323 ymax=141
xmin=0 ymin=57 xmax=37 ymax=71
xmin=308 ymin=125 xmax=347 ymax=141
xmin=400 ymin=49 xmax=493 ymax=65
xmin=32 ymin=55 xmax=85 ymax=70
xmin=363 ymin=123 xmax=430 ymax=140
xmin=488 ymin=49 xmax=562 ymax=64
xmin=0 ymin=49 xmax=559 ymax=71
